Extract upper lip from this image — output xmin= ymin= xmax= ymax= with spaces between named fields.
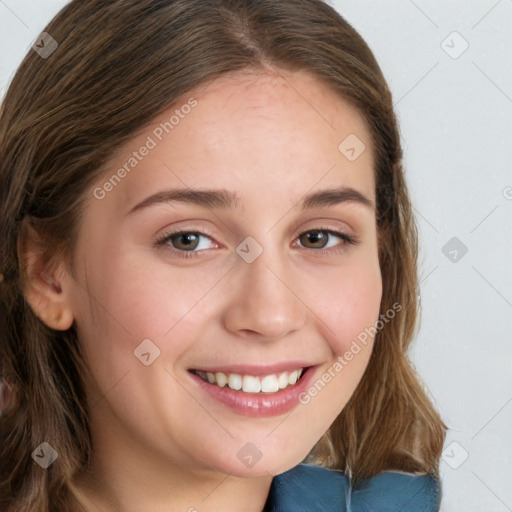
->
xmin=189 ymin=362 xmax=315 ymax=376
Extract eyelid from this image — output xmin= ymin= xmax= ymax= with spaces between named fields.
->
xmin=154 ymin=226 xmax=219 ymax=249
xmin=294 ymin=226 xmax=359 ymax=252
xmin=154 ymin=224 xmax=359 ymax=259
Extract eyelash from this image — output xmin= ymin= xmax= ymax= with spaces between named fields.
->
xmin=154 ymin=227 xmax=358 ymax=260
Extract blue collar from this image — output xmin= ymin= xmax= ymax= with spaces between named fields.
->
xmin=264 ymin=463 xmax=440 ymax=511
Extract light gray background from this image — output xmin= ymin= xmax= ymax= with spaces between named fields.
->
xmin=1 ymin=1 xmax=511 ymax=511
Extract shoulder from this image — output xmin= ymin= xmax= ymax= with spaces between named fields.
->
xmin=350 ymin=470 xmax=441 ymax=512
xmin=266 ymin=464 xmax=441 ymax=512
xmin=266 ymin=463 xmax=349 ymax=511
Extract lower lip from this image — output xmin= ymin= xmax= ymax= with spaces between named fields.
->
xmin=188 ymin=367 xmax=316 ymax=417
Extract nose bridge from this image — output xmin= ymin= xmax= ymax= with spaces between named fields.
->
xmin=223 ymin=236 xmax=306 ymax=339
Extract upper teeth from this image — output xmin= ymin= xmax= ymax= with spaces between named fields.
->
xmin=195 ymin=369 xmax=304 ymax=393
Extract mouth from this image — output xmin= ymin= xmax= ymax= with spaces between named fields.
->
xmin=187 ymin=364 xmax=315 ymax=417
xmin=189 ymin=367 xmax=306 ymax=393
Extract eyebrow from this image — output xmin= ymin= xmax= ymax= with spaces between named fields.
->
xmin=125 ymin=186 xmax=374 ymax=216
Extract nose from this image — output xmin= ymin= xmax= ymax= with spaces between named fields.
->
xmin=222 ymin=245 xmax=306 ymax=340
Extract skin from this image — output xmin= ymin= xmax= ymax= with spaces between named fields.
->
xmin=25 ymin=68 xmax=382 ymax=512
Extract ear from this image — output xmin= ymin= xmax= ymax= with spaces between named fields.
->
xmin=18 ymin=220 xmax=74 ymax=331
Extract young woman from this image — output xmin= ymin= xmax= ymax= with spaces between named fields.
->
xmin=0 ymin=1 xmax=446 ymax=510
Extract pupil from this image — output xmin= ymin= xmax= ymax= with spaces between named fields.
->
xmin=176 ymin=233 xmax=198 ymax=250
xmin=303 ymin=231 xmax=326 ymax=248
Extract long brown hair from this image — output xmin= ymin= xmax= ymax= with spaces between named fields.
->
xmin=0 ymin=1 xmax=446 ymax=510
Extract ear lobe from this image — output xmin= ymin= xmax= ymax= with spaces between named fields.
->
xmin=18 ymin=221 xmax=74 ymax=331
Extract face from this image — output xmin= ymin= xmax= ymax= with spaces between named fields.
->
xmin=66 ymin=69 xmax=382 ymax=479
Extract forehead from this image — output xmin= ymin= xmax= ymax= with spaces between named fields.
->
xmin=188 ymin=69 xmax=371 ymax=154
xmin=95 ymin=68 xmax=375 ymax=214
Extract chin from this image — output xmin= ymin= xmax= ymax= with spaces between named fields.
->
xmin=199 ymin=436 xmax=313 ymax=478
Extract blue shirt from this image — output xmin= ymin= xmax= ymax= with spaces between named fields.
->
xmin=265 ymin=463 xmax=441 ymax=511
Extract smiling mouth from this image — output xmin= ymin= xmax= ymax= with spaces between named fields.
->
xmin=189 ymin=368 xmax=307 ymax=393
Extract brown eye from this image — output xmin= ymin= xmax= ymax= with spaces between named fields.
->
xmin=155 ymin=230 xmax=217 ymax=259
xmin=169 ymin=232 xmax=201 ymax=251
xmin=299 ymin=230 xmax=329 ymax=249
xmin=297 ymin=229 xmax=355 ymax=252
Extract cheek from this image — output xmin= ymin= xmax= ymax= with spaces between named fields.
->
xmin=73 ymin=243 xmax=236 ymax=393
xmin=296 ymin=264 xmax=381 ymax=428
xmin=71 ymin=247 xmax=195 ymax=390
xmin=79 ymin=241 xmax=207 ymax=340
xmin=314 ymin=253 xmax=382 ymax=356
